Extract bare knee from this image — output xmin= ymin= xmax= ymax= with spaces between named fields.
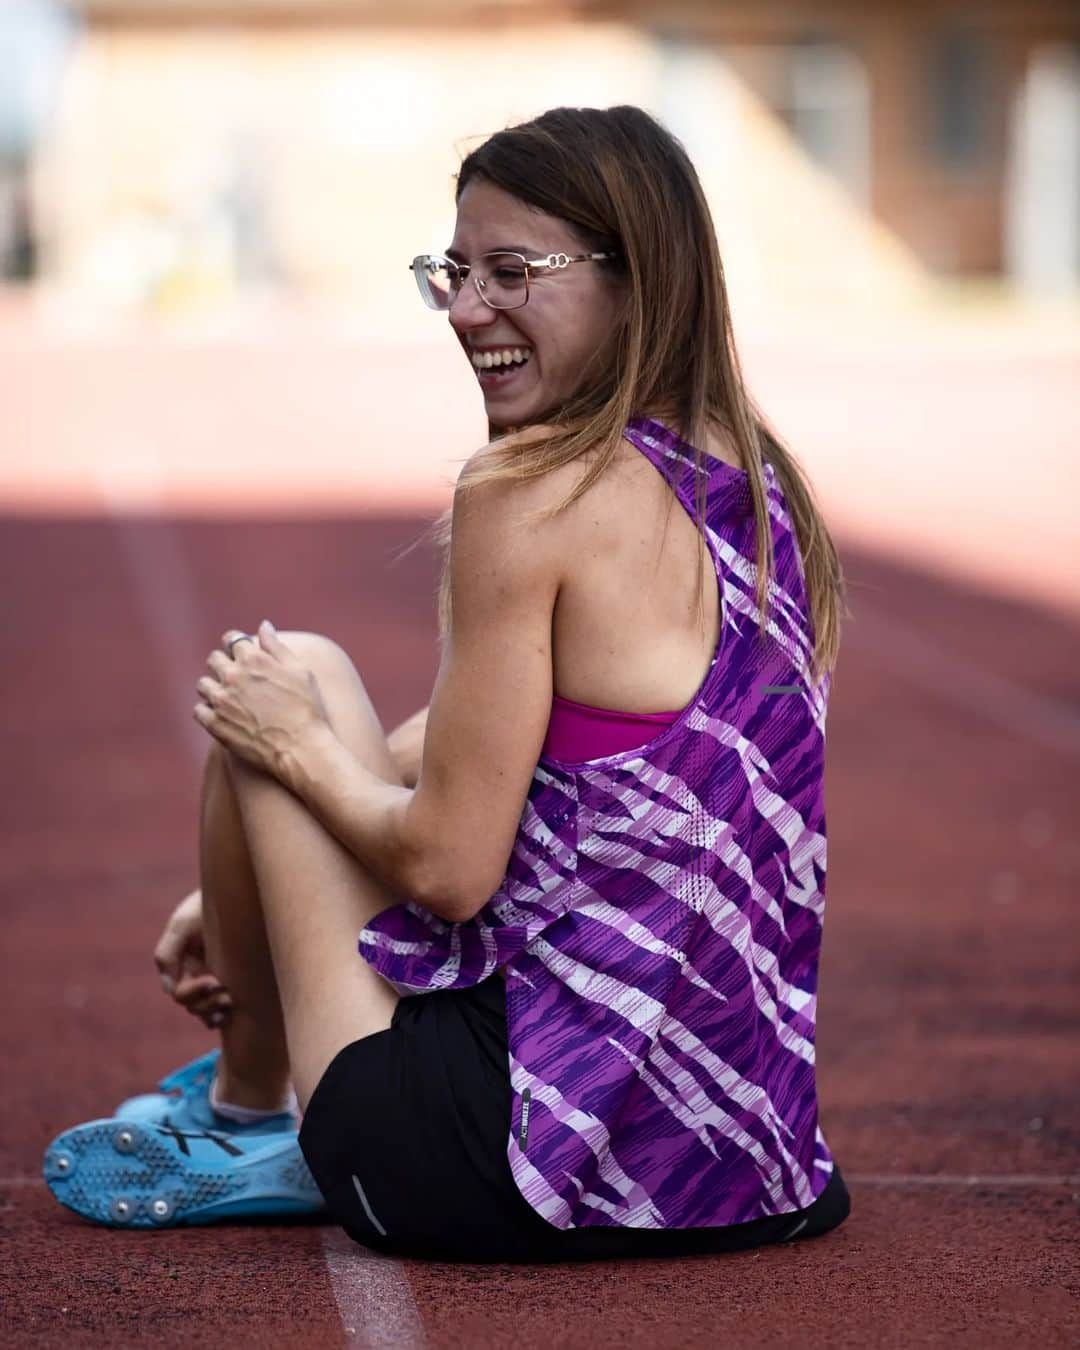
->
xmin=277 ymin=630 xmax=351 ymax=676
xmin=204 ymin=633 xmax=350 ymax=781
xmin=278 ymin=632 xmax=398 ymax=779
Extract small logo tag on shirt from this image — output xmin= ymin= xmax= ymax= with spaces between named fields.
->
xmin=518 ymin=1088 xmax=532 ymax=1149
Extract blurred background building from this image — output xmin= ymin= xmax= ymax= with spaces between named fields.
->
xmin=2 ymin=0 xmax=1078 ymax=618
xmin=3 ymin=0 xmax=1078 ymax=314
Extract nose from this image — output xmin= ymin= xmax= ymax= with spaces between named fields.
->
xmin=447 ymin=276 xmax=497 ymax=334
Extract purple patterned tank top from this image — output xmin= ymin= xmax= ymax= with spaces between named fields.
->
xmin=358 ymin=415 xmax=836 ymax=1229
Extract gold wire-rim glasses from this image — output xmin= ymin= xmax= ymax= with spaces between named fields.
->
xmin=408 ymin=249 xmax=620 ymax=311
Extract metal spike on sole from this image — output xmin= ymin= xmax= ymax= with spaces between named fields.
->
xmin=42 ymin=1118 xmax=324 ymax=1228
xmin=113 ymin=1126 xmax=138 ymax=1154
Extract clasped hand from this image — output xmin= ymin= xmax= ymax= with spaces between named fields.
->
xmin=193 ymin=619 xmax=331 ymax=779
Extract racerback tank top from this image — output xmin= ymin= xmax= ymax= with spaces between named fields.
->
xmin=358 ymin=414 xmax=835 ymax=1230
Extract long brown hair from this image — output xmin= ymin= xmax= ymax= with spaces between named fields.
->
xmin=411 ymin=105 xmax=848 ymax=688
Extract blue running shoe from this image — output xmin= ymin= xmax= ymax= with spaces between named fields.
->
xmin=43 ymin=1116 xmax=325 ymax=1227
xmin=114 ymin=1049 xmax=296 ymax=1137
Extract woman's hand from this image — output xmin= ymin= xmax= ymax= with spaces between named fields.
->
xmin=154 ymin=888 xmax=233 ymax=1029
xmin=193 ymin=620 xmax=332 ymax=779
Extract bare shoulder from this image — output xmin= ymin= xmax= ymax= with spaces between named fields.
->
xmin=450 ymin=443 xmax=589 ymax=598
xmin=455 ymin=429 xmax=602 ymax=545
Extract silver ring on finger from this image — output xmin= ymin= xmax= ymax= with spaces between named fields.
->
xmin=226 ymin=633 xmax=256 ymax=658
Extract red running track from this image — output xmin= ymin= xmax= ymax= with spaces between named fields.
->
xmin=2 ymin=514 xmax=1077 ymax=1348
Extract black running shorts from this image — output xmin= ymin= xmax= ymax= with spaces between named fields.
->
xmin=297 ymin=971 xmax=851 ymax=1263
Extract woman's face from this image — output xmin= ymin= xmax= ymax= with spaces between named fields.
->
xmin=446 ymin=178 xmax=624 ymax=429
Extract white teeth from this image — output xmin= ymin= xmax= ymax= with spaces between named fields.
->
xmin=471 ymin=347 xmax=532 ymax=371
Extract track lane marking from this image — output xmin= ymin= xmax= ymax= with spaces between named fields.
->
xmin=95 ymin=465 xmax=426 ymax=1349
xmin=9 ymin=1173 xmax=1080 ymax=1190
xmin=322 ymin=1228 xmax=428 ymax=1348
xmin=846 ymin=1173 xmax=1080 ymax=1187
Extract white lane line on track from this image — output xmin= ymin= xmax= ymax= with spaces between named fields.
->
xmin=847 ymin=1173 xmax=1080 ymax=1187
xmin=322 ymin=1229 xmax=428 ymax=1348
xmin=97 ymin=458 xmax=208 ymax=767
xmin=95 ymin=464 xmax=425 ymax=1350
xmin=843 ymin=603 xmax=1080 ymax=755
xmin=10 ymin=1171 xmax=1077 ymax=1192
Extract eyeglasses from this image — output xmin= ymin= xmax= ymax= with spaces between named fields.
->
xmin=409 ymin=249 xmax=619 ymax=311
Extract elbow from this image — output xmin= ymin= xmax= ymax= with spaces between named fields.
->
xmin=399 ymin=798 xmax=504 ymax=922
xmin=408 ymin=849 xmax=499 ymax=924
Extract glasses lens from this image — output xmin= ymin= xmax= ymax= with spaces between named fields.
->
xmin=412 ymin=256 xmax=454 ymax=310
xmin=476 ymin=252 xmax=527 ymax=309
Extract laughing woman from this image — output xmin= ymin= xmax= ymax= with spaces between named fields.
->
xmin=44 ymin=105 xmax=851 ymax=1263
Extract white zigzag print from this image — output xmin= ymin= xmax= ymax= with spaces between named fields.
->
xmin=355 ymin=417 xmax=836 ymax=1230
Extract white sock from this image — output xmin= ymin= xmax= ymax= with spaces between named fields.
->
xmin=209 ymin=1072 xmax=297 ymax=1123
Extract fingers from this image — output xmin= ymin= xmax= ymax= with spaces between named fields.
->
xmin=172 ymin=972 xmax=221 ymax=1004
xmin=222 ymin=620 xmax=294 ymax=668
xmin=176 ymin=982 xmax=232 ymax=1031
xmin=173 ymin=973 xmax=233 ymax=1028
xmin=154 ymin=895 xmax=207 ymax=995
xmin=253 ymin=619 xmax=290 ymax=660
xmin=154 ymin=952 xmax=180 ymax=996
xmin=154 ymin=925 xmax=197 ymax=994
xmin=221 ymin=629 xmax=260 ymax=664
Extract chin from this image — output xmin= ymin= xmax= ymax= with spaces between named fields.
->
xmin=485 ymin=395 xmax=535 ymax=429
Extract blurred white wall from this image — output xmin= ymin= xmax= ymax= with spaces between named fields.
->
xmin=27 ymin=19 xmax=927 ymax=330
xmin=1004 ymin=44 xmax=1080 ymax=295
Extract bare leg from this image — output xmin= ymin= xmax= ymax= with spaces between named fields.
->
xmin=199 ymin=742 xmax=293 ymax=1111
xmin=219 ymin=634 xmax=409 ymax=1110
xmin=194 ymin=630 xmax=409 ymax=1112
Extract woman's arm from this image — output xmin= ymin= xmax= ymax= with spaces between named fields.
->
xmin=281 ymin=468 xmax=567 ymax=923
xmin=386 ymin=704 xmax=429 ymax=789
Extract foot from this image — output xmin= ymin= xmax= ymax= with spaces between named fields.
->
xmin=43 ymin=1116 xmax=325 ymax=1228
xmin=115 ymin=1050 xmax=296 ymax=1137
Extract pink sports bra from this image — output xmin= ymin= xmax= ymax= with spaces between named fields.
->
xmin=541 ymin=691 xmax=682 ymax=762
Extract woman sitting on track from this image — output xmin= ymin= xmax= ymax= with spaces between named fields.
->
xmin=44 ymin=104 xmax=852 ymax=1263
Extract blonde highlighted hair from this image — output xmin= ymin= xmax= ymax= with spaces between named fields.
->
xmin=412 ymin=105 xmax=848 ymax=689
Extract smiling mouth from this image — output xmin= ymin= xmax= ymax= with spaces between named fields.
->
xmin=470 ymin=346 xmax=533 ymax=389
